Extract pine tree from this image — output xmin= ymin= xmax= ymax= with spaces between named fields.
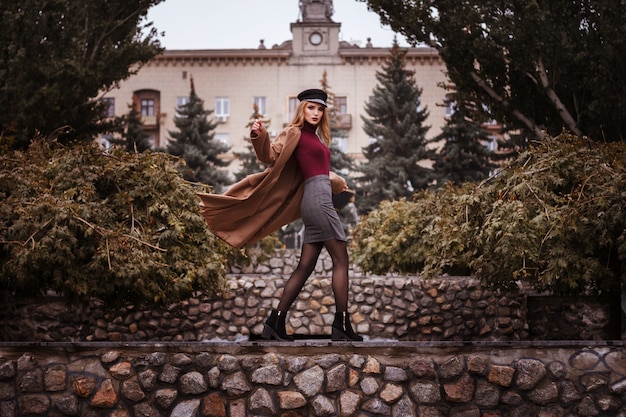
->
xmin=330 ymin=142 xmax=355 ymax=185
xmin=167 ymin=77 xmax=231 ymax=190
xmin=320 ymin=71 xmax=358 ymax=233
xmin=430 ymin=101 xmax=497 ymax=186
xmin=0 ymin=0 xmax=163 ymax=149
xmin=319 ymin=71 xmax=356 ymax=183
xmin=233 ymin=103 xmax=270 ymax=182
xmin=364 ymin=0 xmax=626 ymax=141
xmin=110 ymin=95 xmax=152 ymax=153
xmin=357 ymin=42 xmax=432 ymax=213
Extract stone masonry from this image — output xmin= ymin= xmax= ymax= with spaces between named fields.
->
xmin=0 ymin=251 xmax=623 ymax=416
xmin=0 ymin=342 xmax=625 ymax=417
xmin=0 ymin=250 xmax=614 ymax=343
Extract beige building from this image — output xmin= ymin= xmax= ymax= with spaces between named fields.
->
xmin=101 ymin=0 xmax=449 ymax=180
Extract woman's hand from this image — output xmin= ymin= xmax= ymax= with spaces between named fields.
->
xmin=251 ymin=119 xmax=263 ymax=137
xmin=340 ymin=177 xmax=349 ymax=191
xmin=329 ymin=171 xmax=349 ymax=194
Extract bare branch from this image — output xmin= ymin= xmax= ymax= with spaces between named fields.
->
xmin=469 ymin=70 xmax=545 ymax=139
xmin=535 ymin=57 xmax=583 ymax=136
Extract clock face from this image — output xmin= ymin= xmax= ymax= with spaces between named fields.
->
xmin=309 ymin=32 xmax=323 ymax=46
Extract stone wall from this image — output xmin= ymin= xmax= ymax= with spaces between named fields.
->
xmin=0 ymin=250 xmax=616 ymax=342
xmin=0 ymin=342 xmax=625 ymax=417
xmin=526 ymin=295 xmax=611 ymax=340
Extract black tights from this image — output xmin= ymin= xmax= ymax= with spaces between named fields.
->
xmin=276 ymin=239 xmax=350 ymax=312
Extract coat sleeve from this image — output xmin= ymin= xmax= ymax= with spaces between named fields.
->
xmin=198 ymin=127 xmax=304 ymax=249
xmin=251 ymin=126 xmax=293 ymax=165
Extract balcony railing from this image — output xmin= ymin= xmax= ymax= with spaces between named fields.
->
xmin=335 ymin=113 xmax=352 ymax=129
xmin=141 ymin=115 xmax=158 ymax=126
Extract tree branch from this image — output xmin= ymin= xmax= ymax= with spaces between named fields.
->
xmin=73 ymin=214 xmax=167 ymax=252
xmin=535 ymin=57 xmax=583 ymax=136
xmin=469 ymin=70 xmax=545 ymax=139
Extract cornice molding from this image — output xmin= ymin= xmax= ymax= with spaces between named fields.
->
xmin=145 ymin=46 xmax=442 ymax=68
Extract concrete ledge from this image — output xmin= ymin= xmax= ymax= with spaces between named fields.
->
xmin=2 ymin=339 xmax=625 ymax=349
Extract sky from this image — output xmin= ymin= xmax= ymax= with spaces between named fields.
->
xmin=146 ymin=0 xmax=409 ymax=50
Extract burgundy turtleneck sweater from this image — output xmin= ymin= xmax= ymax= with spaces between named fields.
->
xmin=294 ymin=122 xmax=330 ymax=180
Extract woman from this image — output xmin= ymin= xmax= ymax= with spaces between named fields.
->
xmin=197 ymin=88 xmax=362 ymax=342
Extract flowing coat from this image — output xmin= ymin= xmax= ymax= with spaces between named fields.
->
xmin=197 ymin=125 xmax=345 ymax=248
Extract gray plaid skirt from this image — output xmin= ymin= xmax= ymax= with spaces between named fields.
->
xmin=301 ymin=175 xmax=346 ymax=243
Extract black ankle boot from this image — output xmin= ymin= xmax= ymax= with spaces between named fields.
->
xmin=332 ymin=311 xmax=363 ymax=341
xmin=262 ymin=310 xmax=294 ymax=341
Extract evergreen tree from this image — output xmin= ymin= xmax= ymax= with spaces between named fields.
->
xmin=365 ymin=0 xmax=626 ymax=141
xmin=430 ymin=101 xmax=497 ymax=186
xmin=233 ymin=103 xmax=270 ymax=182
xmin=110 ymin=95 xmax=152 ymax=153
xmin=357 ymin=42 xmax=432 ymax=214
xmin=319 ymin=71 xmax=356 ymax=183
xmin=167 ymin=77 xmax=230 ymax=190
xmin=330 ymin=143 xmax=356 ymax=184
xmin=0 ymin=0 xmax=164 ymax=149
xmin=320 ymin=71 xmax=359 ymax=233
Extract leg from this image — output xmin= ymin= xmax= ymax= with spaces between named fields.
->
xmin=276 ymin=242 xmax=324 ymax=311
xmin=262 ymin=242 xmax=323 ymax=341
xmin=324 ymin=239 xmax=363 ymax=341
xmin=322 ymin=239 xmax=349 ymax=312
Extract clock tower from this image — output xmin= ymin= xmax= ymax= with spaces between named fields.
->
xmin=291 ymin=0 xmax=341 ymax=64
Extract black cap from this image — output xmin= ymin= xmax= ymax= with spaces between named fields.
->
xmin=297 ymin=89 xmax=327 ymax=107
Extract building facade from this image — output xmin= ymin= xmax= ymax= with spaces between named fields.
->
xmin=101 ymin=0 xmax=449 ymax=180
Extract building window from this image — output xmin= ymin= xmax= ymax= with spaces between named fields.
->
xmin=332 ymin=137 xmax=347 ymax=153
xmin=101 ymin=97 xmax=115 ymax=118
xmin=334 ymin=96 xmax=347 ymax=114
xmin=176 ymin=96 xmax=189 ymax=116
xmin=215 ymin=97 xmax=230 ymax=117
xmin=288 ymin=97 xmax=299 ymax=121
xmin=140 ymin=99 xmax=155 ymax=116
xmin=445 ymin=99 xmax=456 ymax=117
xmin=146 ymin=134 xmax=155 ymax=148
xmin=482 ymin=103 xmax=497 ymax=125
xmin=214 ymin=133 xmax=229 ymax=146
xmin=254 ymin=96 xmax=267 ymax=116
xmin=333 ymin=96 xmax=352 ymax=129
xmin=482 ymin=135 xmax=498 ymax=152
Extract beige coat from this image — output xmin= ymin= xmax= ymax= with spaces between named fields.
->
xmin=198 ymin=125 xmax=345 ymax=248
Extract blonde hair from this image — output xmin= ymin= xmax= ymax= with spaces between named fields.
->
xmin=289 ymin=101 xmax=331 ymax=147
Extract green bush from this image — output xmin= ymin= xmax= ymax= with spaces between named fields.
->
xmin=0 ymin=140 xmax=230 ymax=306
xmin=352 ymin=132 xmax=626 ymax=295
